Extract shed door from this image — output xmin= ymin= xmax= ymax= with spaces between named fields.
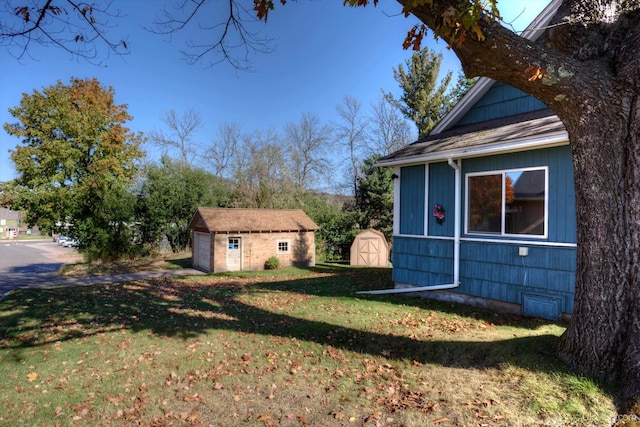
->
xmin=358 ymin=237 xmax=380 ymax=266
xmin=193 ymin=232 xmax=211 ymax=272
xmin=227 ymin=237 xmax=242 ymax=271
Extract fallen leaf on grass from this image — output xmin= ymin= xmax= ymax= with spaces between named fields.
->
xmin=257 ymin=413 xmax=276 ymax=427
xmin=432 ymin=417 xmax=449 ymax=424
xmin=27 ymin=372 xmax=38 ymax=382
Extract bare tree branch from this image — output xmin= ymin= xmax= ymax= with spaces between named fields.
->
xmin=148 ymin=108 xmax=202 ymax=167
xmin=148 ymin=0 xmax=274 ymax=71
xmin=0 ymin=0 xmax=129 ymax=63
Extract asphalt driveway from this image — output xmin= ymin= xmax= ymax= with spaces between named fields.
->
xmin=0 ymin=240 xmax=204 ymax=299
xmin=0 ymin=239 xmax=83 ymax=297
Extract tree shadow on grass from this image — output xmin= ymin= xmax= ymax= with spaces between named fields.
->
xmin=0 ymin=268 xmax=565 ymax=376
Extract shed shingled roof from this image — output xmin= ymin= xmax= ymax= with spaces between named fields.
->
xmin=189 ymin=208 xmax=319 ymax=233
xmin=378 ymin=109 xmax=565 ymax=164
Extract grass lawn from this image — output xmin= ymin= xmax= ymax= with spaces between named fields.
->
xmin=0 ymin=265 xmax=616 ymax=426
xmin=59 ymin=253 xmax=193 ymax=277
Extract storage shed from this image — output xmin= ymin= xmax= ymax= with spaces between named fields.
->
xmin=350 ymin=229 xmax=389 ymax=267
xmin=188 ymin=208 xmax=319 ymax=273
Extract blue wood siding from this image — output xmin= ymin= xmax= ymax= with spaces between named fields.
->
xmin=392 ymin=146 xmax=577 ymax=318
xmin=392 ymin=237 xmax=576 ymax=315
xmin=462 ymin=146 xmax=576 ymax=243
xmin=400 ymin=165 xmax=425 ymax=235
xmin=428 ymin=162 xmax=455 ymax=237
xmin=393 ymin=237 xmax=454 ymax=286
xmin=457 ymin=82 xmax=548 ymax=126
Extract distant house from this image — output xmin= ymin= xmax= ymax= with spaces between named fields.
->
xmin=371 ymin=0 xmax=576 ymax=320
xmin=0 ymin=208 xmax=39 ymax=238
xmin=0 ymin=207 xmax=20 ymax=238
xmin=188 ymin=208 xmax=319 ymax=273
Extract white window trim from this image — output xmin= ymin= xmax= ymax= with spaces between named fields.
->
xmin=424 ymin=163 xmax=429 ymax=237
xmin=277 ymin=239 xmax=290 ymax=254
xmin=465 ymin=166 xmax=549 ymax=239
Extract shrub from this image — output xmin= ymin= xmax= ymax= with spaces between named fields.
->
xmin=264 ymin=256 xmax=280 ymax=270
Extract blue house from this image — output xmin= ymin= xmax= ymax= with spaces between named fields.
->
xmin=369 ymin=0 xmax=575 ymax=320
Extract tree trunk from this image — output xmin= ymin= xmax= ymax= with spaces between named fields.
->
xmin=557 ymin=94 xmax=640 ymax=414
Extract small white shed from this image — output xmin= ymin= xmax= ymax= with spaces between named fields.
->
xmin=350 ymin=229 xmax=389 ymax=267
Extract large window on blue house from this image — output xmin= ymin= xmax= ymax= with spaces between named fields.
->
xmin=466 ymin=167 xmax=548 ymax=237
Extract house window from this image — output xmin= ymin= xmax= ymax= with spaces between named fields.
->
xmin=466 ymin=167 xmax=547 ymax=237
xmin=277 ymin=240 xmax=290 ymax=254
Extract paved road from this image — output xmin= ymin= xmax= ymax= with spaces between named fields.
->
xmin=0 ymin=240 xmax=204 ymax=299
xmin=0 ymin=240 xmax=83 ymax=297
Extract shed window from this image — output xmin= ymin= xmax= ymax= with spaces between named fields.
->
xmin=466 ymin=167 xmax=547 ymax=237
xmin=228 ymin=238 xmax=240 ymax=249
xmin=277 ymin=240 xmax=290 ymax=254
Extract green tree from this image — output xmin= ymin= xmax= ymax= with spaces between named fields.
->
xmin=136 ymin=157 xmax=230 ymax=253
xmin=355 ymin=155 xmax=394 ymax=243
xmin=383 ymin=46 xmax=455 ymax=139
xmin=290 ymin=190 xmax=359 ymax=262
xmin=4 ymin=77 xmax=144 ymax=259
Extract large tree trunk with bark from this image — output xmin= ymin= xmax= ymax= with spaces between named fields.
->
xmin=558 ymin=94 xmax=640 ymax=414
xmin=403 ymin=0 xmax=640 ymax=416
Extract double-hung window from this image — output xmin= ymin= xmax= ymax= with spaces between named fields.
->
xmin=466 ymin=167 xmax=548 ymax=237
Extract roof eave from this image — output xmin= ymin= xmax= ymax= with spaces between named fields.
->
xmin=376 ymin=130 xmax=569 ymax=167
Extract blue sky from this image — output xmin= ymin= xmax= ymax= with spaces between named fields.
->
xmin=0 ymin=1 xmax=549 ymax=184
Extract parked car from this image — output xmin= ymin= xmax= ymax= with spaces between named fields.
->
xmin=57 ymin=235 xmax=70 ymax=245
xmin=62 ymin=238 xmax=78 ymax=248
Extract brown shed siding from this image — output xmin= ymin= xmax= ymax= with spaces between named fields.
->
xmin=210 ymin=231 xmax=315 ymax=273
xmin=188 ymin=208 xmax=318 ymax=273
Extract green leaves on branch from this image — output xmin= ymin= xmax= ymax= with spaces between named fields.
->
xmin=399 ymin=0 xmax=502 ymax=50
xmin=4 ymin=77 xmax=145 ymax=259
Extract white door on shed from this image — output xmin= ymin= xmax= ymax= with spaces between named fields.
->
xmin=193 ymin=232 xmax=211 ymax=272
xmin=227 ymin=237 xmax=242 ymax=271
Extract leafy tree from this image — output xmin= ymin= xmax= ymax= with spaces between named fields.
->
xmin=448 ymin=72 xmax=477 ymax=107
xmin=355 ymin=154 xmax=394 ymax=243
xmin=137 ymin=156 xmax=230 ymax=253
xmin=383 ymin=46 xmax=454 ymax=138
xmin=3 ymin=77 xmax=144 ymax=259
xmin=76 ymin=183 xmax=140 ymax=261
xmin=291 ymin=190 xmax=359 ymax=262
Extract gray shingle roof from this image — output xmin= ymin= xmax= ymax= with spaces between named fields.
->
xmin=378 ymin=109 xmax=565 ymax=165
xmin=0 ymin=208 xmax=21 ymax=220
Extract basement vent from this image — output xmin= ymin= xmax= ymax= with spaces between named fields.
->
xmin=522 ymin=294 xmax=561 ymax=320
